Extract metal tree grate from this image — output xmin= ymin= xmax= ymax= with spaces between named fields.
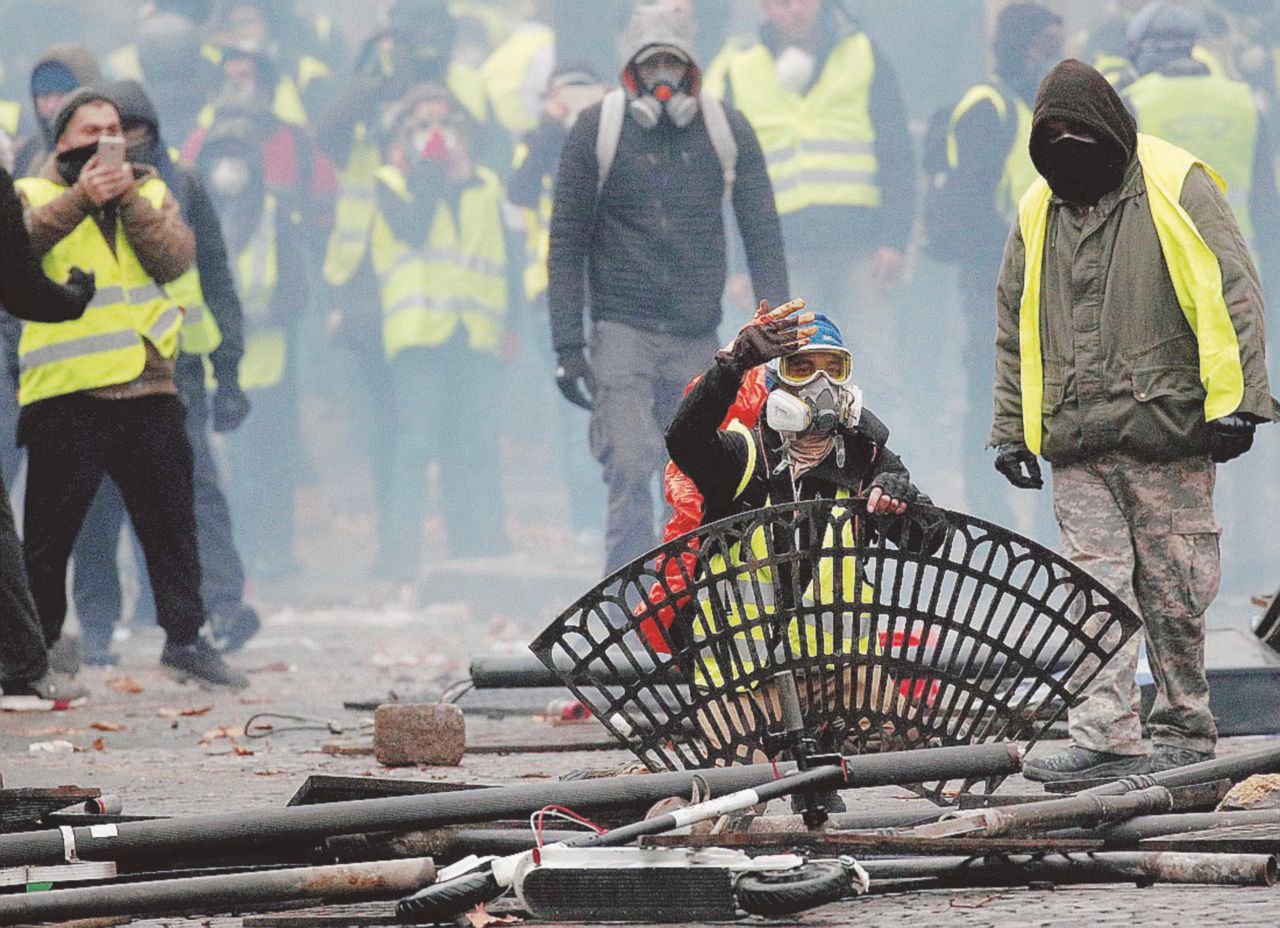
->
xmin=531 ymin=501 xmax=1142 ymax=804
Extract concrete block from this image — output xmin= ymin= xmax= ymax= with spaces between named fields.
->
xmin=1218 ymin=774 xmax=1280 ymax=811
xmin=374 ymin=703 xmax=465 ymax=766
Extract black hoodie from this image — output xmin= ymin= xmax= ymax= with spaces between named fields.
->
xmin=1029 ymin=59 xmax=1137 ymax=206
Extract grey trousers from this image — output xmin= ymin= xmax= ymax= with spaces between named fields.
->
xmin=588 ymin=321 xmax=719 ymax=573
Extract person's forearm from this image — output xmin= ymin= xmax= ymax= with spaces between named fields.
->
xmin=119 ymin=188 xmax=196 ymax=284
xmin=665 ymin=357 xmax=745 ymax=477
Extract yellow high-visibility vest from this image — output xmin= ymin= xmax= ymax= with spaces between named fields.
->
xmin=1125 ymin=71 xmax=1258 ymax=238
xmin=0 ymin=99 xmax=20 ymax=137
xmin=229 ymin=192 xmax=286 ymax=392
xmin=512 ymin=141 xmax=553 ymax=302
xmin=691 ymin=422 xmax=874 ymax=691
xmin=168 ymin=264 xmax=223 ymax=355
xmin=14 ymin=177 xmax=185 ymax=405
xmin=946 ymin=83 xmax=1036 ymax=220
xmin=1016 ymin=134 xmax=1245 ymax=456
xmin=480 ymin=21 xmax=555 ymax=135
xmin=371 ymin=164 xmax=508 ymax=360
xmin=322 ymin=63 xmax=489 ymax=287
xmin=705 ymin=32 xmax=879 ymax=214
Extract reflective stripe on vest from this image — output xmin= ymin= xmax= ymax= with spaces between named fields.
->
xmin=15 ymin=176 xmax=185 ymax=405
xmin=233 ymin=193 xmax=285 ymax=391
xmin=371 ymin=164 xmax=508 ymax=359
xmin=1015 ymin=134 xmax=1245 ymax=456
xmin=169 ymin=265 xmax=223 ymax=355
xmin=1125 ymin=72 xmax=1258 ymax=238
xmin=690 ymin=421 xmax=874 ymax=690
xmin=946 ymin=83 xmax=1036 ymax=220
xmin=707 ymin=33 xmax=878 ymax=214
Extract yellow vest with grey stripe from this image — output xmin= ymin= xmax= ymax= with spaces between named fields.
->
xmin=692 ymin=421 xmax=874 ymax=691
xmin=371 ymin=165 xmax=507 ymax=359
xmin=946 ymin=83 xmax=1037 ymax=220
xmin=231 ymin=192 xmax=286 ymax=391
xmin=168 ymin=265 xmax=222 ymax=355
xmin=1016 ymin=134 xmax=1246 ymax=456
xmin=1123 ymin=71 xmax=1258 ymax=239
xmin=704 ymin=32 xmax=878 ymax=215
xmin=323 ymin=64 xmax=490 ymax=288
xmin=14 ymin=177 xmax=186 ymax=406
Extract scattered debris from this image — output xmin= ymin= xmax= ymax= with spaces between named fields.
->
xmin=1218 ymin=774 xmax=1280 ymax=811
xmin=105 ymin=677 xmax=144 ymax=695
xmin=465 ymin=905 xmax=520 ymax=927
xmin=157 ymin=706 xmax=213 ymax=719
xmin=373 ymin=704 xmax=465 ymax=767
xmin=27 ymin=740 xmax=74 ymax=755
xmin=90 ymin=722 xmax=127 ymax=733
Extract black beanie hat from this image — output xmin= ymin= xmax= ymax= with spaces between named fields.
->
xmin=51 ymin=86 xmax=118 ymax=143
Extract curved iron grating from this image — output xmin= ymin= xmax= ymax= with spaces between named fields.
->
xmin=530 ymin=501 xmax=1141 ymax=804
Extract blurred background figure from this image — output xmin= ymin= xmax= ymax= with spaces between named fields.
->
xmin=199 ymin=116 xmax=309 ymax=586
xmin=369 ymin=82 xmax=515 ymax=582
xmin=704 ymin=0 xmax=916 ymax=409
xmin=922 ymin=2 xmax=1062 ymax=529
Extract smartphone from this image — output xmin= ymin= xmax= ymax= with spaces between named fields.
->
xmin=97 ymin=135 xmax=125 ymax=169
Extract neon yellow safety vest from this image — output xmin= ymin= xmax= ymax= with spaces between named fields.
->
xmin=14 ymin=177 xmax=185 ymax=406
xmin=1016 ymin=134 xmax=1245 ymax=456
xmin=705 ymin=32 xmax=879 ymax=215
xmin=168 ymin=264 xmax=223 ymax=355
xmin=0 ymin=99 xmax=20 ymax=137
xmin=371 ymin=165 xmax=508 ymax=360
xmin=322 ymin=63 xmax=489 ymax=287
xmin=690 ymin=422 xmax=875 ymax=691
xmin=231 ymin=193 xmax=286 ymax=391
xmin=512 ymin=141 xmax=553 ymax=302
xmin=1124 ymin=72 xmax=1258 ymax=239
xmin=946 ymin=83 xmax=1036 ymax=220
xmin=480 ymin=21 xmax=555 ymax=135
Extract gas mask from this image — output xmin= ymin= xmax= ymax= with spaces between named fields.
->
xmin=629 ymin=57 xmax=698 ymax=129
xmin=765 ymin=375 xmax=863 ymax=439
xmin=410 ymin=124 xmax=458 ymax=163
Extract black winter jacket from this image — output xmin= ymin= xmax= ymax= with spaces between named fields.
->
xmin=548 ymin=103 xmax=789 ymax=353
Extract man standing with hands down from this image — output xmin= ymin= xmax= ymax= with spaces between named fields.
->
xmin=14 ymin=88 xmax=248 ymax=690
xmin=549 ymin=5 xmax=788 ymax=573
xmin=990 ymin=60 xmax=1277 ymax=782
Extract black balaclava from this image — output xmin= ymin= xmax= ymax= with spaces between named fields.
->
xmin=994 ymin=3 xmax=1063 ymax=100
xmin=1029 ymin=59 xmax=1137 ymax=206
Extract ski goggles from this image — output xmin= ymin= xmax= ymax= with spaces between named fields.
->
xmin=775 ymin=347 xmax=853 ymax=387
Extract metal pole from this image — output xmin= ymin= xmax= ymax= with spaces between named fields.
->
xmin=0 ymin=742 xmax=1022 ymax=869
xmin=0 ymin=859 xmax=436 ymax=926
xmin=863 ymin=852 xmax=1278 ymax=888
xmin=1084 ymin=809 xmax=1280 ymax=846
xmin=1082 ymin=743 xmax=1280 ymax=796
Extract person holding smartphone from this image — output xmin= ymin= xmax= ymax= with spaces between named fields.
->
xmin=11 ymin=87 xmax=249 ymax=691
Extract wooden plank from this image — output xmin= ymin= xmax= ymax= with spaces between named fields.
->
xmin=1139 ymin=823 xmax=1280 ymax=854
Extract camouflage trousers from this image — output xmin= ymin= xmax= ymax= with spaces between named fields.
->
xmin=1052 ymin=451 xmax=1220 ymax=755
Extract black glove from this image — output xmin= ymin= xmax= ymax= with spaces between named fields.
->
xmin=555 ymin=348 xmax=594 ymax=410
xmin=994 ymin=442 xmax=1044 ymax=490
xmin=717 ymin=299 xmax=813 ymax=376
xmin=212 ymin=382 xmax=252 ymax=433
xmin=1208 ymin=414 xmax=1256 ymax=463
xmin=59 ymin=268 xmax=96 ymax=315
xmin=870 ymin=473 xmax=919 ymax=505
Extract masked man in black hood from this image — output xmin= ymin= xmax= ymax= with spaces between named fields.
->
xmin=990 ymin=60 xmax=1277 ymax=783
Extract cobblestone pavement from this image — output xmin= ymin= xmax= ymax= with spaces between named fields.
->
xmin=3 ymin=605 xmax=1279 ymax=927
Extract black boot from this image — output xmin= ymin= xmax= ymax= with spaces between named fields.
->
xmin=1022 ymin=746 xmax=1151 ymax=783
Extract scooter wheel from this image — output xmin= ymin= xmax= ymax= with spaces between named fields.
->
xmin=395 ymin=869 xmax=501 ymax=923
xmin=735 ymin=860 xmax=851 ymax=917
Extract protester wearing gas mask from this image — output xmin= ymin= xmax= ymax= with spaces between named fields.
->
xmin=667 ymin=299 xmax=932 ymax=527
xmin=549 ymin=5 xmax=788 ymax=573
xmin=664 ymin=299 xmax=941 ymax=776
xmin=65 ymin=79 xmax=262 ymax=667
xmin=990 ymin=60 xmax=1277 ymax=783
xmin=12 ymin=87 xmax=248 ymax=690
xmin=365 ymin=84 xmax=515 ymax=583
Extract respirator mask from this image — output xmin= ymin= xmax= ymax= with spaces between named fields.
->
xmin=629 ymin=49 xmax=698 ymax=129
xmin=766 ymin=374 xmax=863 ymax=438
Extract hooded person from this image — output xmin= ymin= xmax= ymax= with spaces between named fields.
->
xmin=66 ymin=79 xmax=260 ymax=665
xmin=991 ymin=60 xmax=1278 ymax=783
xmin=138 ymin=11 xmax=219 ymax=149
xmin=1126 ymin=1 xmax=1203 ymax=77
xmin=548 ymin=4 xmax=789 ymax=572
xmin=12 ymin=44 xmax=102 ymax=179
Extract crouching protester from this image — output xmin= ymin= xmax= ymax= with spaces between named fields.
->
xmin=991 ymin=61 xmax=1278 ymax=783
xmin=664 ymin=300 xmax=942 ymax=774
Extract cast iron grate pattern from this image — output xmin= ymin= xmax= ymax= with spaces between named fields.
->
xmin=531 ymin=502 xmax=1141 ymax=804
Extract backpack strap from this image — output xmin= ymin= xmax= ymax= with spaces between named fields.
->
xmin=699 ymin=91 xmax=737 ymax=202
xmin=595 ymin=88 xmax=627 ymax=195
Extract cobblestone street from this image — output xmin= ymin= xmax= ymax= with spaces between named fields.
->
xmin=3 ymin=605 xmax=1279 ymax=927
